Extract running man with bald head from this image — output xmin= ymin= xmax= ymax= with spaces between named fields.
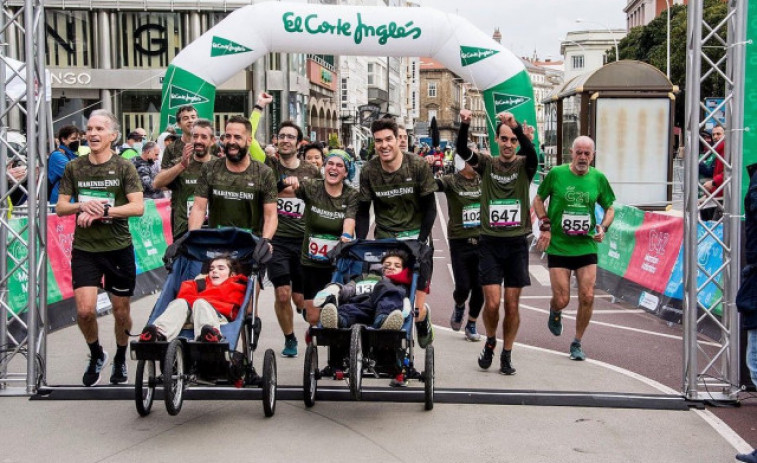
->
xmin=532 ymin=135 xmax=615 ymax=361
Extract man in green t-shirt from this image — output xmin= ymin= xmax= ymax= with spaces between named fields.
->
xmin=356 ymin=117 xmax=437 ymax=349
xmin=161 ymin=105 xmax=198 ymax=171
xmin=267 ymin=120 xmax=321 ymax=358
xmin=56 ymin=110 xmax=145 ymax=387
xmin=154 ymin=118 xmax=217 ymax=240
xmin=533 ymin=135 xmax=616 ymax=361
xmin=188 ymin=115 xmax=278 ymax=240
xmin=457 ymin=109 xmax=538 ymax=376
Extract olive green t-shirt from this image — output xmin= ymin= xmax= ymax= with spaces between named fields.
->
xmin=536 ymin=164 xmax=615 ymax=256
xmin=161 ymin=139 xmax=219 ymax=171
xmin=296 ymin=179 xmax=359 ymax=268
xmin=194 ymin=158 xmax=277 ymax=235
xmin=166 ymin=156 xmax=217 ymax=240
xmin=473 ymin=154 xmax=533 ymax=238
xmin=438 ymin=173 xmax=481 ymax=240
xmin=59 ymin=153 xmax=143 ymax=252
xmin=267 ymin=157 xmax=321 ymax=238
xmin=359 ymin=154 xmax=436 ymax=239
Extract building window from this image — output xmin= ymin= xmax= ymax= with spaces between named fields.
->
xmin=341 ymin=78 xmax=348 ymax=110
xmin=428 ymin=81 xmax=437 ymax=98
xmin=45 ymin=10 xmax=92 ymax=67
xmin=572 ymin=55 xmax=584 ymax=70
xmin=118 ymin=12 xmax=184 ymax=69
xmin=367 ymin=62 xmax=374 ymax=86
xmin=269 ymin=53 xmax=281 ymax=71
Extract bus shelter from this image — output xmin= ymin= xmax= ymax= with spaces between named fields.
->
xmin=542 ymin=60 xmax=676 ymax=209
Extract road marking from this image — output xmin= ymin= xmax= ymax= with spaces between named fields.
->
xmin=528 ymin=264 xmax=551 ymax=286
xmin=433 ymin=324 xmax=751 ymax=453
xmin=435 ymin=193 xmax=448 ymax=242
xmin=518 ymin=303 xmax=722 ymax=347
xmin=520 ymin=295 xmax=615 ymax=299
xmin=562 ymin=309 xmax=646 ymax=315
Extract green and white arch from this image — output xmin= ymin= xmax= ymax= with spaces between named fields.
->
xmin=160 ymin=1 xmax=537 ymax=155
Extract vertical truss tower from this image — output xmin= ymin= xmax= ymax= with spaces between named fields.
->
xmin=683 ymin=0 xmax=746 ymax=401
xmin=0 ymin=0 xmax=47 ymax=395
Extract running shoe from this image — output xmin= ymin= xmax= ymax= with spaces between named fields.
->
xmin=569 ymin=341 xmax=586 ymax=361
xmin=478 ymin=342 xmax=495 ymax=369
xmin=499 ymin=350 xmax=516 ymax=375
xmin=139 ymin=325 xmax=165 ymax=342
xmin=281 ymin=337 xmax=298 ymax=358
xmin=416 ymin=305 xmax=434 ymax=349
xmin=548 ymin=309 xmax=563 ymax=336
xmin=465 ymin=323 xmax=482 ymax=342
xmin=82 ymin=350 xmax=109 ymax=387
xmin=110 ymin=361 xmax=128 ymax=384
xmin=375 ymin=310 xmax=404 ymax=330
xmin=199 ymin=325 xmax=224 ymax=343
xmin=389 ymin=373 xmax=408 ymax=387
xmin=320 ymin=303 xmax=339 ymax=329
xmin=449 ymin=304 xmax=465 ymax=331
xmin=736 ymin=449 xmax=757 ymax=463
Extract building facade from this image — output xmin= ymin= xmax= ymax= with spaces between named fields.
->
xmin=560 ymin=29 xmax=627 ymax=83
xmin=624 ymin=0 xmax=687 ymax=29
xmin=417 ymin=57 xmax=463 ymax=147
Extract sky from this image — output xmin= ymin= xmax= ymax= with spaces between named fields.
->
xmin=417 ymin=0 xmax=628 ymax=60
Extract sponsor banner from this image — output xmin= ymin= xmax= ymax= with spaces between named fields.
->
xmin=623 ymin=211 xmax=683 ymax=293
xmin=159 ymin=65 xmax=216 ymax=132
xmin=742 ymin=0 xmax=757 ymax=210
xmin=597 ymin=204 xmax=645 ymax=277
xmin=482 ymin=71 xmax=539 ymax=157
xmin=6 ymin=199 xmax=172 ymax=319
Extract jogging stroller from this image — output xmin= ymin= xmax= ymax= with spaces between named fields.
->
xmin=303 ymin=239 xmax=434 ymax=410
xmin=129 ymin=227 xmax=277 ymax=417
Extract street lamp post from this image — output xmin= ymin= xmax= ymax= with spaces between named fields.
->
xmin=575 ymin=18 xmax=619 ymax=61
xmin=666 ymin=0 xmax=671 ymax=79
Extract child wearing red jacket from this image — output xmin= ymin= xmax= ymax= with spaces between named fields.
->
xmin=140 ymin=255 xmax=248 ymax=342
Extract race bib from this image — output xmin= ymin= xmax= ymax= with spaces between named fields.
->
xmin=186 ymin=195 xmax=208 ymax=220
xmin=78 ymin=189 xmax=115 ymax=206
xmin=489 ymin=199 xmax=520 ymax=227
xmin=355 ymin=279 xmax=378 ymax=296
xmin=396 ymin=229 xmax=420 ymax=240
xmin=561 ymin=210 xmax=592 ymax=235
xmin=307 ymin=233 xmax=339 ymax=262
xmin=277 ymin=197 xmax=305 ymax=219
xmin=462 ymin=203 xmax=481 ymax=228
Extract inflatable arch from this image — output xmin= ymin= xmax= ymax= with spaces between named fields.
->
xmin=159 ymin=1 xmax=538 ymax=154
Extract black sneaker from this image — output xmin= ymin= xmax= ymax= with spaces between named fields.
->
xmin=82 ymin=350 xmax=109 ymax=387
xmin=199 ymin=325 xmax=224 ymax=343
xmin=110 ymin=361 xmax=128 ymax=384
xmin=139 ymin=325 xmax=166 ymax=342
xmin=499 ymin=351 xmax=516 ymax=375
xmin=478 ymin=342 xmax=495 ymax=369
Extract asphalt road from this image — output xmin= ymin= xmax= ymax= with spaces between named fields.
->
xmin=428 ymin=191 xmax=757 ymax=447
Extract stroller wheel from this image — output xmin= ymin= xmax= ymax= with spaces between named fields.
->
xmin=164 ymin=339 xmax=185 ymax=416
xmin=262 ymin=348 xmax=277 ymax=417
xmin=134 ymin=360 xmax=156 ymax=417
xmin=303 ymin=343 xmax=318 ymax=407
xmin=424 ymin=345 xmax=434 ymax=411
xmin=349 ymin=324 xmax=363 ymax=401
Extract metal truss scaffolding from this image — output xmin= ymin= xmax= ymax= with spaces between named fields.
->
xmin=0 ymin=0 xmax=47 ymax=395
xmin=683 ymin=0 xmax=746 ymax=401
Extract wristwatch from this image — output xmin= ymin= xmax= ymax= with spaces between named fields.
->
xmin=103 ymin=204 xmax=110 ymax=218
xmin=538 ymin=217 xmax=551 ymax=232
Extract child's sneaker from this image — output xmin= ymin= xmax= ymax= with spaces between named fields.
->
xmin=139 ymin=325 xmax=165 ymax=342
xmin=199 ymin=325 xmax=224 ymax=343
xmin=376 ymin=310 xmax=404 ymax=330
xmin=320 ymin=303 xmax=339 ymax=329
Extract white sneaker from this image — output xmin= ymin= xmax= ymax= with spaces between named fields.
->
xmin=320 ymin=303 xmax=339 ymax=329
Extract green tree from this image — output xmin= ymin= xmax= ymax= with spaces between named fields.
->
xmin=608 ymin=0 xmax=727 ymax=126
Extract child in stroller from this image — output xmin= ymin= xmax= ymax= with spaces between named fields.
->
xmin=139 ymin=254 xmax=248 ymax=343
xmin=316 ymin=249 xmax=412 ymax=330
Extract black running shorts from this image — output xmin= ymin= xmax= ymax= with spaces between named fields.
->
xmin=478 ymin=235 xmax=531 ymax=288
xmin=71 ymin=245 xmax=136 ymax=297
xmin=267 ymin=236 xmax=305 ymax=292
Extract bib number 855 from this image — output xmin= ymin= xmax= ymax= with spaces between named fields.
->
xmin=562 ymin=217 xmax=590 ymax=235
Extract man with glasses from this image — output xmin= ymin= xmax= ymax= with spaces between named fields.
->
xmin=266 ymin=120 xmax=320 ymax=358
xmin=532 ymin=136 xmax=615 ymax=361
xmin=457 ymin=109 xmax=537 ymax=376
